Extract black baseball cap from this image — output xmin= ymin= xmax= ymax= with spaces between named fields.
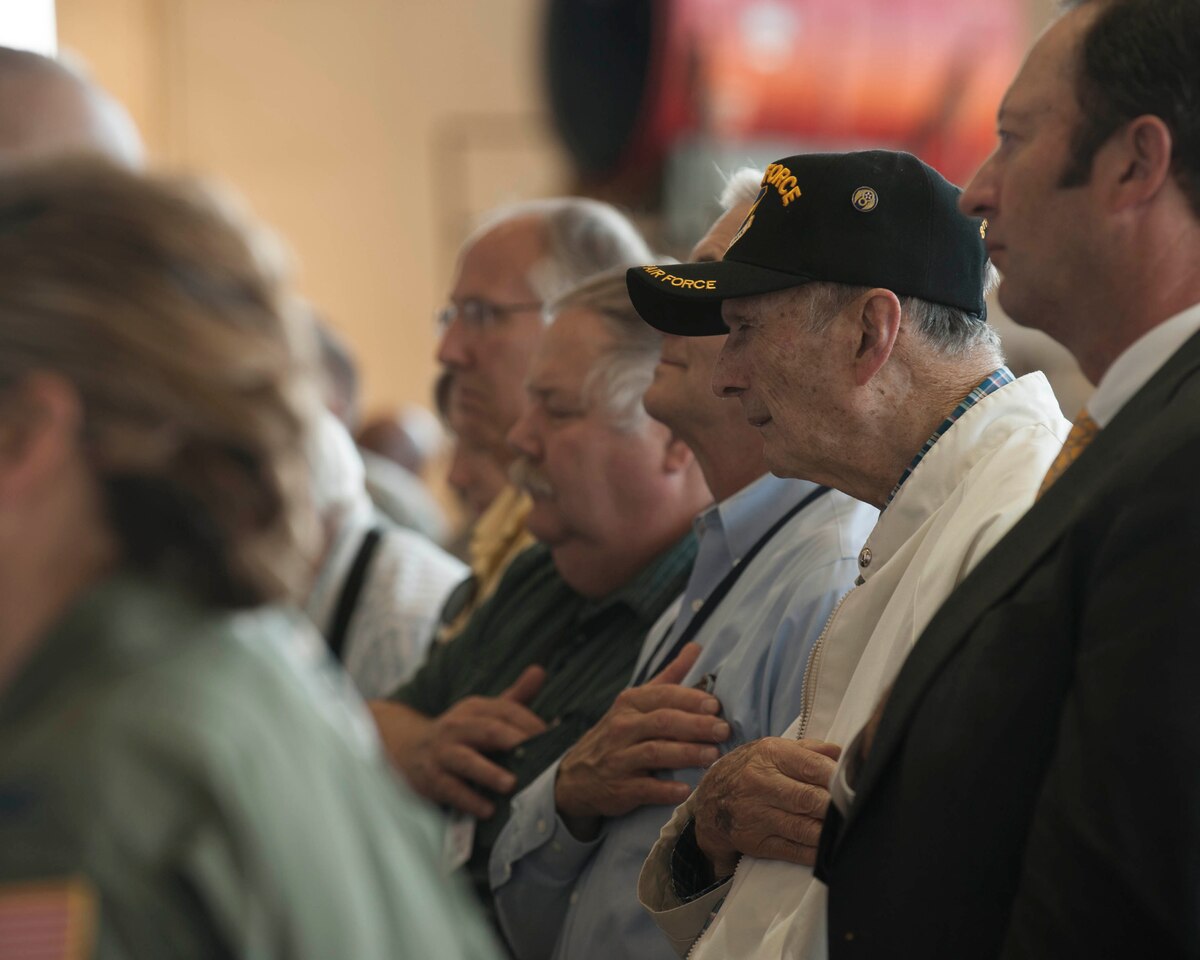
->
xmin=627 ymin=150 xmax=988 ymax=336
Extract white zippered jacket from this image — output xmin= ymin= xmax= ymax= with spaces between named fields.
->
xmin=637 ymin=372 xmax=1071 ymax=960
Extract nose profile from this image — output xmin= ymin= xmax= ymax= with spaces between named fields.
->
xmin=711 ymin=344 xmax=745 ymax=399
xmin=959 ymin=154 xmax=998 ymax=220
xmin=506 ymin=406 xmax=540 ymax=460
xmin=436 ymin=312 xmax=471 ymax=369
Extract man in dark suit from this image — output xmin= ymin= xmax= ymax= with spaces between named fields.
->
xmin=816 ymin=1 xmax=1200 ymax=956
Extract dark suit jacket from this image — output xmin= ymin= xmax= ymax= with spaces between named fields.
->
xmin=816 ymin=327 xmax=1200 ymax=959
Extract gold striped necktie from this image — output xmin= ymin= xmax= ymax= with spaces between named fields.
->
xmin=1037 ymin=410 xmax=1100 ymax=499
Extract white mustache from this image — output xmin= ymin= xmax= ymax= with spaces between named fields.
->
xmin=509 ymin=457 xmax=555 ymax=499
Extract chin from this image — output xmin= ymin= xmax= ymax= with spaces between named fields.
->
xmin=525 ymin=508 xmax=567 ymax=546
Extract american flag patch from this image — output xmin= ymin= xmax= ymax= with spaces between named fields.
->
xmin=0 ymin=878 xmax=96 ymax=960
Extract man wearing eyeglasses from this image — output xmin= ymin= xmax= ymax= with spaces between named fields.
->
xmin=433 ymin=199 xmax=653 ymax=636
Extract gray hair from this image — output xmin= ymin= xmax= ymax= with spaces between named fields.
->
xmin=473 ymin=197 xmax=653 ymax=308
xmin=772 ymin=268 xmax=1002 ymax=358
xmin=719 ymin=166 xmax=766 ymax=212
xmin=547 ymin=268 xmax=663 ymax=432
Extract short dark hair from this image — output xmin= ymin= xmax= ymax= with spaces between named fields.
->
xmin=1059 ymin=0 xmax=1200 ymax=218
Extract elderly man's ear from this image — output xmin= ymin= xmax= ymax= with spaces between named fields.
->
xmin=852 ymin=289 xmax=903 ymax=387
xmin=0 ymin=374 xmax=81 ymax=501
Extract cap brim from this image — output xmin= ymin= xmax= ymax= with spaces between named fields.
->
xmin=626 ymin=260 xmax=812 ymax=336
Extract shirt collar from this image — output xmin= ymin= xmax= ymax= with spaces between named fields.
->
xmin=705 ymin=473 xmax=824 ymax=563
xmin=1087 ymin=301 xmax=1200 ymax=428
xmin=886 ymin=366 xmax=1015 ymax=506
xmin=581 ymin=530 xmax=698 ymax=626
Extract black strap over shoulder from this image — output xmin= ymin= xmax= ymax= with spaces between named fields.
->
xmin=327 ymin=527 xmax=384 ymax=661
xmin=631 ymin=485 xmax=831 ymax=685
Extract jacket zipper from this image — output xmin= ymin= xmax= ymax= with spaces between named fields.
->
xmin=794 ymin=587 xmax=853 ymax=741
xmin=686 ymin=854 xmax=743 ymax=960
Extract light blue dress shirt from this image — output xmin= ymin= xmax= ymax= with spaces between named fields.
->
xmin=489 ymin=474 xmax=878 ymax=960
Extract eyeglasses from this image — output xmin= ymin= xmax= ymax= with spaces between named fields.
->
xmin=435 ymin=297 xmax=543 ymax=334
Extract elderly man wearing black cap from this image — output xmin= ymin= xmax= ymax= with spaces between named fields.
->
xmin=627 ymin=150 xmax=1070 ymax=959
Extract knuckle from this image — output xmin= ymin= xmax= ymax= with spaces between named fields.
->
xmin=615 ymin=687 xmax=640 ymax=708
xmin=798 ymin=818 xmax=823 ymax=846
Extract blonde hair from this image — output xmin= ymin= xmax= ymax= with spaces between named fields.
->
xmin=0 ymin=158 xmax=320 ymax=607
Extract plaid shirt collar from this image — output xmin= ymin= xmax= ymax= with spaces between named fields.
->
xmin=886 ymin=366 xmax=1015 ymax=506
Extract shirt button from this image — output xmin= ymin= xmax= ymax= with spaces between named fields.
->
xmin=858 ymin=547 xmax=872 ymax=569
xmin=551 ymin=841 xmax=563 ymax=853
xmin=536 ymin=818 xmax=548 ymax=834
xmin=691 ymin=599 xmax=704 ymax=612
xmin=569 ymin=891 xmax=580 ymax=905
xmin=514 ymin=747 xmax=526 ymax=759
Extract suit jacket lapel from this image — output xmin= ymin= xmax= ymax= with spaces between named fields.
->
xmin=842 ymin=328 xmax=1200 ymax=830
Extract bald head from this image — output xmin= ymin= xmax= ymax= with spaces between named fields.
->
xmin=0 ymin=48 xmax=143 ymax=166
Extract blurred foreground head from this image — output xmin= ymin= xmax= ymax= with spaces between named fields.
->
xmin=0 ymin=158 xmax=319 ymax=613
xmin=0 ymin=46 xmax=143 ymax=165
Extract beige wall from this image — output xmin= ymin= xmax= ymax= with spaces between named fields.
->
xmin=57 ymin=0 xmax=568 ymax=420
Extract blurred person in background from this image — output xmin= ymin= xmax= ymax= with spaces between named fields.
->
xmin=304 ymin=409 xmax=466 ymax=699
xmin=443 ymin=385 xmax=513 ymax=522
xmin=437 ymin=371 xmax=535 ymax=636
xmin=370 ymin=270 xmax=710 ymax=924
xmin=0 ymin=158 xmax=500 ymax=960
xmin=315 ymin=319 xmax=449 ymax=543
xmin=433 ymin=198 xmax=652 ymax=635
xmin=0 ymin=46 xmax=142 ymax=166
xmin=358 ymin=404 xmax=445 ymax=478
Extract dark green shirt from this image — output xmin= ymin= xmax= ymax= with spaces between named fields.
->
xmin=391 ymin=537 xmax=697 ymax=908
xmin=0 ymin=575 xmax=501 ymax=960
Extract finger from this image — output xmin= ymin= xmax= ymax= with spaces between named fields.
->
xmin=441 ymin=743 xmax=518 ymax=795
xmin=444 ymin=715 xmax=542 ymax=753
xmin=749 ymin=833 xmax=821 ymax=868
xmin=765 ymin=779 xmax=831 ymax=822
xmin=623 ymin=708 xmax=731 ymax=745
xmin=768 ymin=740 xmax=840 ymax=787
xmin=649 ymin=642 xmax=703 ymax=686
xmin=625 ymin=739 xmax=722 ymax=772
xmin=429 ymin=771 xmax=496 ymax=820
xmin=795 ymin=738 xmax=843 ymax=762
xmin=456 ymin=697 xmax=547 ymax=738
xmin=501 ymin=665 xmax=547 ymax=705
xmin=620 ymin=683 xmax=722 ymax=716
xmin=623 ymin=776 xmax=695 ymax=809
xmin=731 ymin=807 xmax=824 ymax=850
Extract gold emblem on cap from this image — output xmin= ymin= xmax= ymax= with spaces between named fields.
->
xmin=980 ymin=218 xmax=988 ymax=239
xmin=851 ymin=187 xmax=878 ymax=213
xmin=728 ymin=184 xmax=768 ymax=250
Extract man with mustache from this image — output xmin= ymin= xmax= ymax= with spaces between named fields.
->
xmin=433 ymin=199 xmax=652 ymax=635
xmin=488 ymin=171 xmax=877 ymax=960
xmin=817 ymin=1 xmax=1200 ymax=955
xmin=624 ymin=149 xmax=1070 ymax=959
xmin=371 ymin=269 xmax=710 ymax=922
